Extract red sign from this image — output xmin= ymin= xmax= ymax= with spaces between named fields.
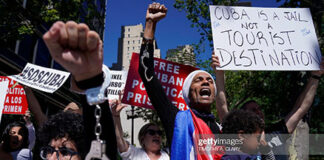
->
xmin=0 ymin=76 xmax=28 ymax=114
xmin=122 ymin=53 xmax=197 ymax=110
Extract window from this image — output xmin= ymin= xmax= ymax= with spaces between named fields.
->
xmin=128 ymin=28 xmax=130 ymax=32
xmin=128 ymin=41 xmax=129 ymax=44
xmin=133 ymin=40 xmax=135 ymax=44
xmin=128 ymin=34 xmax=130 ymax=37
xmin=127 ymin=47 xmax=129 ymax=51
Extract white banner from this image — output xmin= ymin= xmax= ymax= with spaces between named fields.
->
xmin=0 ymin=81 xmax=9 ymax=123
xmin=210 ymin=6 xmax=322 ymax=71
xmin=9 ymin=63 xmax=70 ymax=93
xmin=107 ymin=70 xmax=128 ymax=100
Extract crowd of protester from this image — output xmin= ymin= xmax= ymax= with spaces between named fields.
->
xmin=1 ymin=2 xmax=323 ymax=160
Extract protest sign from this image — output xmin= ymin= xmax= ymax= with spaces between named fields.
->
xmin=107 ymin=70 xmax=128 ymax=100
xmin=210 ymin=6 xmax=322 ymax=70
xmin=0 ymin=81 xmax=9 ymax=122
xmin=9 ymin=63 xmax=70 ymax=93
xmin=122 ymin=53 xmax=197 ymax=110
xmin=0 ymin=76 xmax=28 ymax=114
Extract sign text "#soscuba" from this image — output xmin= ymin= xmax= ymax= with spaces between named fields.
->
xmin=20 ymin=67 xmax=66 ymax=87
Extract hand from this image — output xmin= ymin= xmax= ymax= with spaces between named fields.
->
xmin=23 ymin=110 xmax=32 ymax=125
xmin=146 ymin=3 xmax=167 ymax=22
xmin=43 ymin=21 xmax=103 ymax=81
xmin=111 ymin=91 xmax=127 ymax=116
xmin=311 ymin=57 xmax=324 ymax=77
xmin=259 ymin=131 xmax=267 ymax=146
xmin=211 ymin=53 xmax=224 ymax=75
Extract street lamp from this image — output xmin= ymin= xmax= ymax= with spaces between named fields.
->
xmin=126 ymin=106 xmax=138 ymax=145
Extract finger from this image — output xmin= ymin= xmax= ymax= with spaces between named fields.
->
xmin=163 ymin=5 xmax=168 ymax=14
xmin=77 ymin=23 xmax=89 ymax=50
xmin=86 ymin=31 xmax=100 ymax=51
xmin=118 ymin=90 xmax=123 ymax=101
xmin=148 ymin=4 xmax=153 ymax=13
xmin=57 ymin=22 xmax=68 ymax=47
xmin=43 ymin=21 xmax=64 ymax=60
xmin=66 ymin=21 xmax=79 ymax=49
xmin=160 ymin=4 xmax=166 ymax=12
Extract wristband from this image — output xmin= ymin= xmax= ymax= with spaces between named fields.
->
xmin=311 ymin=74 xmax=321 ymax=80
xmin=142 ymin=37 xmax=154 ymax=44
xmin=75 ymin=72 xmax=104 ymax=90
xmin=84 ymin=65 xmax=111 ymax=105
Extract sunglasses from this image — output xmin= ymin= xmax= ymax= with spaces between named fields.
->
xmin=146 ymin=129 xmax=163 ymax=136
xmin=40 ymin=145 xmax=78 ymax=160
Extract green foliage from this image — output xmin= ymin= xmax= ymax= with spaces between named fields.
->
xmin=0 ymin=0 xmax=106 ymax=48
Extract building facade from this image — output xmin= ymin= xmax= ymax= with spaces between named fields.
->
xmin=0 ymin=0 xmax=107 ymax=116
xmin=166 ymin=45 xmax=196 ymax=67
xmin=112 ymin=24 xmax=160 ymax=70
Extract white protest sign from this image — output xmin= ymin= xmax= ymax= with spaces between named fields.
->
xmin=0 ymin=81 xmax=9 ymax=123
xmin=210 ymin=6 xmax=322 ymax=70
xmin=9 ymin=63 xmax=70 ymax=93
xmin=107 ymin=70 xmax=128 ymax=100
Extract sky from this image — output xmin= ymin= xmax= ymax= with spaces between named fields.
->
xmin=103 ymin=0 xmax=283 ymax=68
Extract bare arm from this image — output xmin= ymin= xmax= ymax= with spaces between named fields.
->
xmin=43 ymin=21 xmax=119 ymax=159
xmin=111 ymin=93 xmax=129 ymax=153
xmin=24 ymin=87 xmax=47 ymax=126
xmin=285 ymin=57 xmax=324 ymax=133
xmin=211 ymin=54 xmax=228 ymax=123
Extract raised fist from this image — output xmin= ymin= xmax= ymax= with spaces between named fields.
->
xmin=146 ymin=3 xmax=167 ymax=22
xmin=43 ymin=21 xmax=103 ymax=81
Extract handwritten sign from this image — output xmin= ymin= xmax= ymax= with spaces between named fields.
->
xmin=210 ymin=6 xmax=322 ymax=70
xmin=122 ymin=53 xmax=197 ymax=110
xmin=9 ymin=63 xmax=70 ymax=93
xmin=0 ymin=81 xmax=9 ymax=123
xmin=107 ymin=70 xmax=127 ymax=100
xmin=0 ymin=76 xmax=28 ymax=115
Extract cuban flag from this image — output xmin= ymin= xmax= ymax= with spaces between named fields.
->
xmin=171 ymin=109 xmax=224 ymax=160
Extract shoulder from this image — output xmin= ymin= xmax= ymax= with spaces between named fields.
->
xmin=14 ymin=149 xmax=33 ymax=160
xmin=160 ymin=150 xmax=170 ymax=159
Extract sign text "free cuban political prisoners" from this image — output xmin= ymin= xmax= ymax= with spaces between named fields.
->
xmin=210 ymin=6 xmax=322 ymax=70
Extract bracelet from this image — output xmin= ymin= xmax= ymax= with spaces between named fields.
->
xmin=142 ymin=37 xmax=154 ymax=44
xmin=311 ymin=74 xmax=321 ymax=80
xmin=75 ymin=72 xmax=104 ymax=90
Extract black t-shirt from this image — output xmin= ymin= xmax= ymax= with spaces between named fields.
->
xmin=138 ymin=41 xmax=221 ymax=148
xmin=265 ymin=119 xmax=289 ymax=160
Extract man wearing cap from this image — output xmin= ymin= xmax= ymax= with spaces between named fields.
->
xmin=138 ymin=3 xmax=227 ymax=160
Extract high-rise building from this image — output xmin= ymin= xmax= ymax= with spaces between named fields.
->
xmin=111 ymin=24 xmax=161 ymax=147
xmin=0 ymin=0 xmax=107 ymax=115
xmin=112 ymin=24 xmax=160 ymax=70
xmin=166 ymin=45 xmax=196 ymax=67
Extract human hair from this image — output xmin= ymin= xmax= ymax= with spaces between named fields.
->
xmin=1 ymin=121 xmax=29 ymax=152
xmin=38 ymin=111 xmax=85 ymax=158
xmin=138 ymin=123 xmax=158 ymax=148
xmin=241 ymin=100 xmax=259 ymax=110
xmin=222 ymin=109 xmax=265 ymax=135
xmin=241 ymin=100 xmax=264 ymax=120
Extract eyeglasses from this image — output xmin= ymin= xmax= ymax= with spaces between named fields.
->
xmin=146 ymin=129 xmax=163 ymax=136
xmin=40 ymin=145 xmax=78 ymax=160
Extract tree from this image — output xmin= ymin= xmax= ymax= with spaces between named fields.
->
xmin=0 ymin=0 xmax=106 ymax=50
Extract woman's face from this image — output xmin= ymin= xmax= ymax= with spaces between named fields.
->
xmin=43 ymin=136 xmax=80 ymax=160
xmin=241 ymin=130 xmax=262 ymax=154
xmin=9 ymin=126 xmax=23 ymax=150
xmin=142 ymin=125 xmax=162 ymax=152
